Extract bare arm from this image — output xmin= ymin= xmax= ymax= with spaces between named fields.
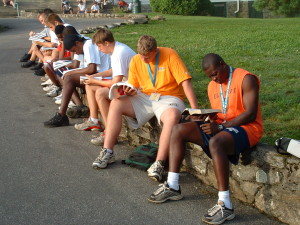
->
xmin=92 ymin=68 xmax=113 ymax=78
xmin=63 ymin=63 xmax=97 ymax=77
xmin=84 ymin=74 xmax=123 ymax=88
xmin=181 ymin=79 xmax=199 ymax=109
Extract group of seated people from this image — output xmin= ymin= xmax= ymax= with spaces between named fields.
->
xmin=61 ymin=0 xmax=111 ymax=14
xmin=19 ymin=8 xmax=264 ymax=225
xmin=3 ymin=0 xmax=14 ymax=7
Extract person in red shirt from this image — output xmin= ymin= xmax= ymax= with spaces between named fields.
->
xmin=148 ymin=53 xmax=263 ymax=225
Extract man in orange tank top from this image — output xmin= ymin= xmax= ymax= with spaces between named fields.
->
xmin=148 ymin=53 xmax=263 ymax=225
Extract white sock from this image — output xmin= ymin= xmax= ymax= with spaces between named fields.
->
xmin=105 ymin=148 xmax=113 ymax=154
xmin=167 ymin=172 xmax=180 ymax=191
xmin=218 ymin=190 xmax=232 ymax=209
xmin=90 ymin=117 xmax=99 ymax=124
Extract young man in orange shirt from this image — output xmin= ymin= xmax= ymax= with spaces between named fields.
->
xmin=92 ymin=35 xmax=199 ymax=178
xmin=148 ymin=53 xmax=263 ymax=225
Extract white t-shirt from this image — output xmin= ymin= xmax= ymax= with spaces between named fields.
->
xmin=83 ymin=39 xmax=111 ymax=72
xmin=73 ymin=54 xmax=84 ymax=68
xmin=91 ymin=4 xmax=100 ymax=11
xmin=110 ymin=41 xmax=136 ymax=80
xmin=78 ymin=3 xmax=86 ymax=11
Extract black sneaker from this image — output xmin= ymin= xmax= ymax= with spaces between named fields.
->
xmin=34 ymin=68 xmax=46 ymax=76
xmin=31 ymin=63 xmax=43 ymax=70
xmin=66 ymin=105 xmax=90 ymax=118
xmin=21 ymin=60 xmax=36 ymax=68
xmin=148 ymin=182 xmax=183 ymax=203
xmin=202 ymin=201 xmax=235 ymax=225
xmin=19 ymin=53 xmax=31 ymax=62
xmin=44 ymin=112 xmax=69 ymax=127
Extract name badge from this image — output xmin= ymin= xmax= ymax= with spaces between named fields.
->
xmin=149 ymin=93 xmax=161 ymax=101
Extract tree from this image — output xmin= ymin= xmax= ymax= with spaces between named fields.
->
xmin=150 ymin=0 xmax=214 ymax=16
xmin=253 ymin=0 xmax=300 ymax=17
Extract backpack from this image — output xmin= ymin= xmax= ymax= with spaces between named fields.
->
xmin=275 ymin=137 xmax=300 ymax=158
xmin=123 ymin=143 xmax=159 ymax=171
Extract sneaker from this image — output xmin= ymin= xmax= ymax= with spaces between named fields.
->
xmin=44 ymin=112 xmax=69 ymax=127
xmin=19 ymin=53 xmax=31 ymax=62
xmin=54 ymin=93 xmax=62 ymax=100
xmin=41 ymin=78 xmax=52 ymax=87
xmin=148 ymin=182 xmax=183 ymax=203
xmin=202 ymin=201 xmax=235 ymax=225
xmin=21 ymin=60 xmax=36 ymax=68
xmin=66 ymin=105 xmax=90 ymax=118
xmin=91 ymin=132 xmax=105 ymax=146
xmin=92 ymin=148 xmax=115 ymax=169
xmin=74 ymin=119 xmax=103 ymax=131
xmin=34 ymin=68 xmax=46 ymax=76
xmin=43 ymin=84 xmax=55 ymax=92
xmin=40 ymin=75 xmax=49 ymax=82
xmin=147 ymin=160 xmax=164 ymax=182
xmin=31 ymin=63 xmax=43 ymax=70
xmin=46 ymin=86 xmax=61 ymax=97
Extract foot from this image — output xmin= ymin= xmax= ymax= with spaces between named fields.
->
xmin=31 ymin=63 xmax=43 ymax=70
xmin=202 ymin=201 xmax=235 ymax=225
xmin=147 ymin=160 xmax=164 ymax=182
xmin=44 ymin=112 xmax=69 ymax=127
xmin=19 ymin=53 xmax=31 ymax=62
xmin=21 ymin=60 xmax=36 ymax=68
xmin=148 ymin=182 xmax=183 ymax=203
xmin=91 ymin=132 xmax=105 ymax=145
xmin=92 ymin=148 xmax=115 ymax=169
xmin=34 ymin=68 xmax=46 ymax=76
xmin=74 ymin=119 xmax=104 ymax=131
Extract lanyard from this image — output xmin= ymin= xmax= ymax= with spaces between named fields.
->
xmin=219 ymin=66 xmax=233 ymax=118
xmin=146 ymin=50 xmax=160 ymax=88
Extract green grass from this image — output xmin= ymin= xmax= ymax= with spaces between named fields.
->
xmin=90 ymin=15 xmax=300 ymax=144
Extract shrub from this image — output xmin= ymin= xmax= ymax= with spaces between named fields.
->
xmin=150 ymin=0 xmax=214 ymax=16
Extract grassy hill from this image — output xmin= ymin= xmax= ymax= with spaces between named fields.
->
xmin=93 ymin=15 xmax=300 ymax=144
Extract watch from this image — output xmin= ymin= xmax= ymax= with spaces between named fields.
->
xmin=218 ymin=124 xmax=225 ymax=131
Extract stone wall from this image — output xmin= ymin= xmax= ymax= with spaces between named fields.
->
xmin=120 ymin=119 xmax=300 ymax=225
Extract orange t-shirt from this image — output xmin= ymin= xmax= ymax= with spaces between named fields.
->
xmin=128 ymin=47 xmax=191 ymax=101
xmin=57 ymin=43 xmax=71 ymax=58
xmin=208 ymin=68 xmax=264 ymax=147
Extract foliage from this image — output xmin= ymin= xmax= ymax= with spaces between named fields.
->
xmin=89 ymin=15 xmax=300 ymax=145
xmin=150 ymin=0 xmax=214 ymax=16
xmin=254 ymin=0 xmax=300 ymax=17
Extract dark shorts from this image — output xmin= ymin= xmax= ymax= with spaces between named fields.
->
xmin=195 ymin=121 xmax=250 ymax=165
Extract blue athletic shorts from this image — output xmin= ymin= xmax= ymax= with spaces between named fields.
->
xmin=55 ymin=66 xmax=69 ymax=78
xmin=194 ymin=121 xmax=250 ymax=165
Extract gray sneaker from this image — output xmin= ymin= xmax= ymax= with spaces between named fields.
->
xmin=74 ymin=119 xmax=103 ymax=131
xmin=91 ymin=133 xmax=105 ymax=145
xmin=148 ymin=182 xmax=183 ymax=203
xmin=202 ymin=201 xmax=235 ymax=225
xmin=147 ymin=160 xmax=164 ymax=182
xmin=92 ymin=148 xmax=115 ymax=169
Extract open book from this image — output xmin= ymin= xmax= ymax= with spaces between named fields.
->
xmin=108 ymin=82 xmax=137 ymax=100
xmin=53 ymin=60 xmax=73 ymax=70
xmin=182 ymin=108 xmax=222 ymax=116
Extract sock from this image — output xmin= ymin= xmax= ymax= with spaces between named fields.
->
xmin=218 ymin=190 xmax=232 ymax=209
xmin=167 ymin=172 xmax=180 ymax=191
xmin=90 ymin=117 xmax=99 ymax=124
xmin=105 ymin=148 xmax=113 ymax=154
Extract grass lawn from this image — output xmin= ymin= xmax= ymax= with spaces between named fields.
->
xmin=91 ymin=14 xmax=300 ymax=145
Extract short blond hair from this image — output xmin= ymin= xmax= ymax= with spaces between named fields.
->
xmin=137 ymin=35 xmax=157 ymax=55
xmin=92 ymin=28 xmax=115 ymax=44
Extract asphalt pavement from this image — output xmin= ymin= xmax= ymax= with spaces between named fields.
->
xmin=0 ymin=18 xmax=284 ymax=225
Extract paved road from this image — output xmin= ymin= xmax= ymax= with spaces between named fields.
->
xmin=0 ymin=18 xmax=284 ymax=225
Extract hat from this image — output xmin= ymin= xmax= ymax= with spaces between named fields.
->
xmin=63 ymin=34 xmax=80 ymax=50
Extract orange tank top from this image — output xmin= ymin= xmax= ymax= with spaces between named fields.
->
xmin=208 ymin=68 xmax=264 ymax=147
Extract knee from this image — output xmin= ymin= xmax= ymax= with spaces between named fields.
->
xmin=95 ymin=88 xmax=108 ymax=101
xmin=209 ymin=136 xmax=224 ymax=156
xmin=171 ymin=123 xmax=185 ymax=140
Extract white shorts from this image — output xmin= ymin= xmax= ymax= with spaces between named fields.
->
xmin=125 ymin=92 xmax=186 ymax=129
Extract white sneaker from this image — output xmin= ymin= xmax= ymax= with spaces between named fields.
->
xmin=43 ymin=84 xmax=55 ymax=92
xmin=55 ymin=98 xmax=62 ymax=105
xmin=46 ymin=86 xmax=61 ymax=97
xmin=41 ymin=79 xmax=52 ymax=87
xmin=58 ymin=101 xmax=76 ymax=109
xmin=54 ymin=93 xmax=62 ymax=100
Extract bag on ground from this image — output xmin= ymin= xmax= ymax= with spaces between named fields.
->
xmin=275 ymin=137 xmax=300 ymax=158
xmin=124 ymin=143 xmax=159 ymax=170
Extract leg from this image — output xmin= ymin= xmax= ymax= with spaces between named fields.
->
xmin=103 ymin=97 xmax=135 ymax=150
xmin=44 ymin=66 xmax=60 ymax=86
xmin=156 ymin=108 xmax=182 ymax=161
xmin=169 ymin=121 xmax=204 ymax=172
xmin=86 ymin=85 xmax=100 ymax=119
xmin=95 ymin=87 xmax=110 ymax=126
xmin=209 ymin=132 xmax=235 ymax=191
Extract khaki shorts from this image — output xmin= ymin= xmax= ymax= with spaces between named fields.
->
xmin=125 ymin=92 xmax=186 ymax=129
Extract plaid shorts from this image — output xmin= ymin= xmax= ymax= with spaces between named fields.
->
xmin=195 ymin=121 xmax=250 ymax=165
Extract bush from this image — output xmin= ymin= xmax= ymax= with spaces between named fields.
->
xmin=150 ymin=0 xmax=214 ymax=16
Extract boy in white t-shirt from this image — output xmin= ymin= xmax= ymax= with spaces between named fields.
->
xmin=74 ymin=28 xmax=136 ymax=145
xmin=90 ymin=1 xmax=100 ymax=13
xmin=44 ymin=34 xmax=111 ymax=127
